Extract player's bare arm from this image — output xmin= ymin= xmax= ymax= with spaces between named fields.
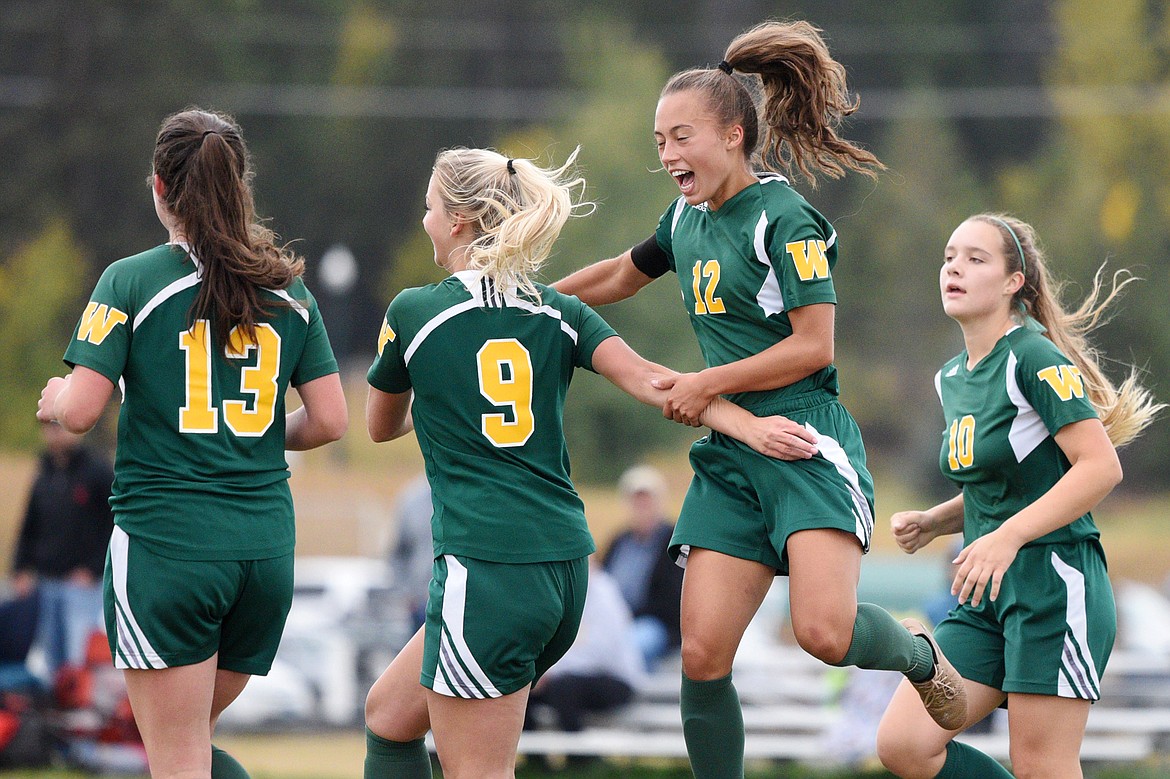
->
xmin=286 ymin=373 xmax=348 ymax=451
xmin=366 ymin=386 xmax=414 ymax=443
xmin=37 ymin=366 xmax=114 ymax=433
xmin=660 ymin=303 xmax=834 ymax=426
xmin=552 ymin=250 xmax=655 ymax=306
xmin=591 ymin=335 xmax=815 ymax=461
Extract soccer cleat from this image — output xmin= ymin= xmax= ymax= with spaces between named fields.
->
xmin=902 ymin=617 xmax=968 ymax=731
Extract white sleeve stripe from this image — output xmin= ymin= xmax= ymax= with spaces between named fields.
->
xmin=404 ymin=297 xmax=579 ymax=367
xmin=1005 ymin=349 xmax=1048 ymax=461
xmin=753 ymin=210 xmax=785 ymax=317
xmin=403 ymin=299 xmax=480 ymax=365
xmin=132 ymin=272 xmax=200 ymax=331
xmin=510 ymin=298 xmax=580 ymax=343
xmin=268 ymin=287 xmax=310 ymax=323
xmin=670 ymin=197 xmax=686 ymax=238
xmin=133 ymin=273 xmax=309 ymax=331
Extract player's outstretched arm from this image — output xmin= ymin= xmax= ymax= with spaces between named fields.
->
xmin=286 ymin=372 xmax=348 ymax=451
xmin=590 ymin=336 xmax=816 ymax=461
xmin=367 ymin=386 xmax=414 ymax=443
xmin=552 ymin=250 xmax=655 ymax=306
xmin=890 ymin=494 xmax=965 ymax=555
xmin=37 ymin=366 xmax=115 ymax=433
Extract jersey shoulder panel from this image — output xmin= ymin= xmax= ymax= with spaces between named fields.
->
xmin=1007 ymin=327 xmax=1098 ymax=428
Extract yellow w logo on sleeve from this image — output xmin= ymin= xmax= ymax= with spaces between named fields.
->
xmin=76 ymin=302 xmax=128 ymax=345
xmin=376 ymin=320 xmax=396 ymax=356
xmin=1036 ymin=364 xmax=1085 ymax=401
xmin=786 ymin=239 xmax=830 ymax=281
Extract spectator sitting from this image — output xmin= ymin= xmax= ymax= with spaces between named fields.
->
xmin=602 ymin=465 xmax=684 ymax=670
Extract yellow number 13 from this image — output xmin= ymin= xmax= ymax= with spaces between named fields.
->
xmin=477 ymin=338 xmax=534 ymax=447
xmin=180 ymin=320 xmax=281 ymax=437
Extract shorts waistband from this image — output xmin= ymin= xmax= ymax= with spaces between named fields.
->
xmin=743 ymin=390 xmax=838 ymax=416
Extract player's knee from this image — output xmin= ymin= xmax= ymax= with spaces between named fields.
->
xmin=875 ymin=727 xmax=939 ymax=779
xmin=792 ymin=621 xmax=850 ymax=664
xmin=1008 ymin=747 xmax=1071 ymax=779
xmin=875 ymin=724 xmax=911 ymax=776
xmin=679 ymin=636 xmax=732 ymax=681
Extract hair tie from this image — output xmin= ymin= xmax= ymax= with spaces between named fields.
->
xmin=506 ymin=158 xmax=517 ymax=175
xmin=717 ymin=60 xmax=734 ymax=75
xmin=200 ymin=130 xmax=218 ymax=143
xmin=988 ymin=217 xmax=1026 ymax=275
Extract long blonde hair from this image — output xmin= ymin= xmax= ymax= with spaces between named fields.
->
xmin=973 ymin=213 xmax=1164 ymax=447
xmin=430 ymin=147 xmax=592 ymax=301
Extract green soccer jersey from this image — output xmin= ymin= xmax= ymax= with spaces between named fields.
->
xmin=935 ymin=326 xmax=1100 ymax=546
xmin=366 ymin=271 xmax=614 ymax=564
xmin=62 ymin=243 xmax=339 ymax=561
xmin=653 ymin=175 xmax=839 ymax=413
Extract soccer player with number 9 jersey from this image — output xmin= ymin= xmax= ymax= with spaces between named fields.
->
xmin=877 ymin=214 xmax=1164 ymax=779
xmin=362 ymin=146 xmax=792 ymax=779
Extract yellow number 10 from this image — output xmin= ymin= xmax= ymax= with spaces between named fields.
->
xmin=947 ymin=414 xmax=976 ymax=470
xmin=477 ymin=338 xmax=534 ymax=447
xmin=180 ymin=320 xmax=281 ymax=437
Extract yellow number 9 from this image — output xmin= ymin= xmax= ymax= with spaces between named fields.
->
xmin=477 ymin=338 xmax=534 ymax=447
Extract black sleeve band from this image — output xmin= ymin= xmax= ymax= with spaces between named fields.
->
xmin=629 ymin=233 xmax=671 ymax=279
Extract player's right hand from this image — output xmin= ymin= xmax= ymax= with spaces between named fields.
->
xmin=36 ymin=375 xmax=70 ymax=423
xmin=890 ymin=510 xmax=937 ymax=554
xmin=746 ymin=415 xmax=818 ymax=460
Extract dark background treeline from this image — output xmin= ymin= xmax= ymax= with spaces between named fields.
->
xmin=2 ymin=0 xmax=1166 ymax=494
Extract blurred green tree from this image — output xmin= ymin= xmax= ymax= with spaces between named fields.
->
xmin=993 ymin=0 xmax=1170 ymax=485
xmin=0 ymin=219 xmax=86 ymax=449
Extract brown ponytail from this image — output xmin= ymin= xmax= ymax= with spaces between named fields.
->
xmin=664 ymin=20 xmax=883 ymax=185
xmin=152 ymin=108 xmax=304 ymax=347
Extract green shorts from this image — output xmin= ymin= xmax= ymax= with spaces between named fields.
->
xmin=422 ymin=554 xmax=588 ymax=698
xmin=935 ymin=540 xmax=1115 ymax=700
xmin=670 ymin=396 xmax=875 ymax=575
xmin=104 ymin=526 xmax=293 ymax=675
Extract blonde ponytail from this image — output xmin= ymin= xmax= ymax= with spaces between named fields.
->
xmin=431 ymin=147 xmax=593 ymax=301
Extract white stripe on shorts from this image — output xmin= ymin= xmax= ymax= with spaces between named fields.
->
xmin=109 ymin=527 xmax=166 ymax=670
xmin=1051 ymin=550 xmax=1101 ymax=699
xmin=432 ymin=555 xmax=502 ymax=699
xmin=803 ymin=423 xmax=873 ymax=550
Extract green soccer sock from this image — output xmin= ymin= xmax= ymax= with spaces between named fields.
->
xmin=831 ymin=602 xmax=936 ymax=681
xmin=364 ymin=729 xmax=432 ymax=779
xmin=680 ymin=672 xmax=745 ymax=779
xmin=934 ymin=739 xmax=1014 ymax=778
xmin=211 ymin=745 xmax=250 ymax=779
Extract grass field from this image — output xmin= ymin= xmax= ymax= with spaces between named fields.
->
xmin=2 ymin=736 xmax=1169 ymax=779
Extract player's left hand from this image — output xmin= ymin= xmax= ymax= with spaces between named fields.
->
xmin=36 ymin=375 xmax=70 ymax=423
xmin=951 ymin=529 xmax=1021 ymax=607
xmin=658 ymin=371 xmax=715 ymax=427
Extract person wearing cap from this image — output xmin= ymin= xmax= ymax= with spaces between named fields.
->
xmin=602 ymin=465 xmax=684 ymax=669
